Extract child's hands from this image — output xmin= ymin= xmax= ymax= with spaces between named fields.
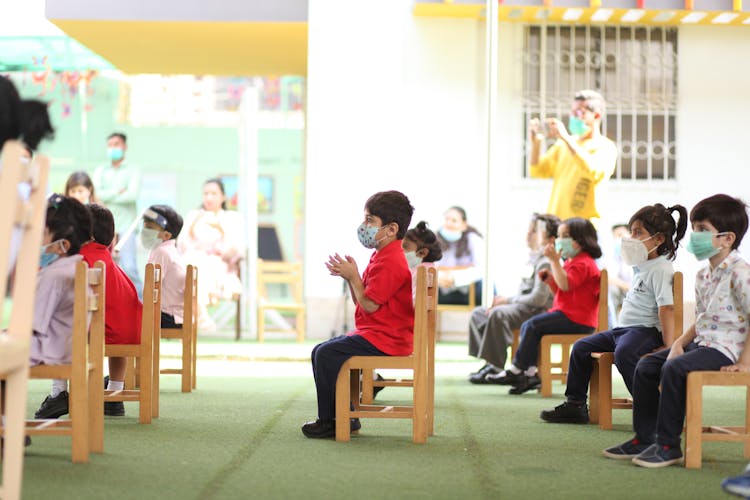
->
xmin=667 ymin=342 xmax=684 ymax=361
xmin=721 ymin=363 xmax=750 ymax=373
xmin=543 ymin=242 xmax=561 ymax=261
xmin=325 ymin=253 xmax=359 ymax=281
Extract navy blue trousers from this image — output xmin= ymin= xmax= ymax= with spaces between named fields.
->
xmin=311 ymin=335 xmax=386 ymax=421
xmin=512 ymin=311 xmax=595 ymax=370
xmin=633 ymin=343 xmax=732 ymax=448
xmin=565 ymin=326 xmax=663 ymax=403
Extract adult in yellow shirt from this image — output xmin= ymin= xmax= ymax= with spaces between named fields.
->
xmin=529 ymin=90 xmax=617 ymax=228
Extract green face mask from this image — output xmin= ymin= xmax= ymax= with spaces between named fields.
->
xmin=554 ymin=237 xmax=579 ymax=259
xmin=686 ymin=231 xmax=727 ymax=261
xmin=568 ymin=115 xmax=590 ymax=136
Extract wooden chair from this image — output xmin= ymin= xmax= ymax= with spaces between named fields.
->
xmin=590 ymin=271 xmax=683 ymax=430
xmin=160 ymin=264 xmax=198 ymax=392
xmin=435 ymin=265 xmax=477 ymax=340
xmin=335 ymin=266 xmax=437 ymax=443
xmin=105 ymin=263 xmax=161 ymax=423
xmin=0 ymin=143 xmax=48 ymax=499
xmin=256 ymin=259 xmax=305 ymax=343
xmin=538 ymin=269 xmax=608 ymax=397
xmin=25 ymin=260 xmax=106 ymax=463
xmin=684 ymin=371 xmax=750 ymax=469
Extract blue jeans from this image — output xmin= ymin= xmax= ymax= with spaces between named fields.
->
xmin=311 ymin=335 xmax=385 ymax=421
xmin=633 ymin=343 xmax=732 ymax=448
xmin=118 ymin=232 xmax=142 ymax=299
xmin=565 ymin=326 xmax=663 ymax=403
xmin=512 ymin=311 xmax=595 ymax=370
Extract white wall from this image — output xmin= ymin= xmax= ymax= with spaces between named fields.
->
xmin=306 ymin=3 xmax=750 ymax=337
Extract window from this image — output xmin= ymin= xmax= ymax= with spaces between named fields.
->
xmin=523 ymin=25 xmax=678 ymax=180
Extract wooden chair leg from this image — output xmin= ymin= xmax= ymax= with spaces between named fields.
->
xmin=88 ymin=364 xmax=104 ymax=453
xmin=335 ymin=364 xmax=352 ymax=442
xmin=685 ymin=372 xmax=703 ymax=469
xmin=192 ymin=327 xmax=198 ymax=390
xmin=361 ymin=369 xmax=374 ymax=404
xmin=589 ymin=358 xmax=600 ymax=426
xmin=182 ymin=330 xmax=192 ymax=393
xmin=2 ymin=369 xmax=29 ymax=498
xmin=540 ymin=338 xmax=552 ymax=397
xmin=124 ymin=357 xmax=136 ymax=389
xmin=235 ymin=296 xmax=241 ymax=341
xmin=562 ymin=342 xmax=571 ymax=385
xmin=70 ymin=372 xmax=89 ymax=463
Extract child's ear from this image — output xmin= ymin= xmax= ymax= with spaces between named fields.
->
xmin=59 ymin=239 xmax=71 ymax=255
xmin=162 ymin=230 xmax=173 ymax=241
xmin=416 ymin=248 xmax=429 ymax=259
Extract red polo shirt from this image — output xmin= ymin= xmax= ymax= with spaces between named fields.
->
xmin=350 ymin=239 xmax=414 ymax=356
xmin=80 ymin=242 xmax=143 ymax=345
xmin=550 ymin=251 xmax=600 ymax=328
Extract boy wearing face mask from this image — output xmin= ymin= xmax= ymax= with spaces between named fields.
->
xmin=302 ymin=191 xmax=414 ymax=439
xmin=32 ymin=195 xmax=92 ymax=420
xmin=79 ymin=204 xmax=143 ymax=416
xmin=604 ymin=194 xmax=750 ymax=468
xmin=541 ymin=203 xmax=687 ymax=425
xmin=141 ymin=205 xmax=186 ymax=330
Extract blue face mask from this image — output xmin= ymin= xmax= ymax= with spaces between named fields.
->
xmin=39 ymin=240 xmax=64 ymax=268
xmin=555 ymin=237 xmax=579 ymax=259
xmin=686 ymin=231 xmax=727 ymax=261
xmin=107 ymin=147 xmax=124 ymax=162
xmin=404 ymin=250 xmax=423 ymax=269
xmin=568 ymin=115 xmax=590 ymax=136
xmin=357 ymin=223 xmax=383 ymax=249
xmin=439 ymin=227 xmax=462 ymax=243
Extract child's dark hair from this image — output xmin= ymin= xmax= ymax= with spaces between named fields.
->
xmin=204 ymin=177 xmax=227 ymax=210
xmin=690 ymin=194 xmax=749 ymax=250
xmin=364 ymin=190 xmax=414 ymax=240
xmin=20 ymin=99 xmax=54 ymax=151
xmin=437 ymin=205 xmax=483 ymax=258
xmin=628 ymin=203 xmax=687 ymax=261
xmin=0 ymin=76 xmax=21 ymax=147
xmin=404 ymin=221 xmax=443 ymax=263
xmin=65 ymin=171 xmax=97 ymax=200
xmin=535 ymin=213 xmax=561 ymax=240
xmin=88 ymin=204 xmax=115 ymax=246
xmin=46 ymin=194 xmax=92 ymax=255
xmin=564 ymin=217 xmax=602 ymax=259
xmin=144 ymin=204 xmax=183 ymax=239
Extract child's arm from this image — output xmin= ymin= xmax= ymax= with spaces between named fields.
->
xmin=657 ymin=304 xmax=676 ymax=347
xmin=667 ymin=323 xmax=697 ymax=360
xmin=326 ymin=253 xmax=380 ymax=313
xmin=542 ymin=243 xmax=568 ymax=291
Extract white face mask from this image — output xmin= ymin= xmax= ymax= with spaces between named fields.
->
xmin=404 ymin=251 xmax=423 ymax=269
xmin=620 ymin=235 xmax=657 ymax=266
xmin=140 ymin=227 xmax=161 ymax=250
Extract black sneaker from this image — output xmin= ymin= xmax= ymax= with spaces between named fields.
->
xmin=602 ymin=437 xmax=651 ymax=460
xmin=301 ymin=418 xmax=361 ymax=439
xmin=485 ymin=370 xmax=523 ymax=385
xmin=632 ymin=443 xmax=684 ymax=468
xmin=469 ymin=365 xmax=500 ymax=384
xmin=104 ymin=401 xmax=125 ymax=417
xmin=540 ymin=401 xmax=589 ymax=424
xmin=469 ymin=363 xmax=491 ymax=377
xmin=373 ymin=373 xmax=385 ymax=398
xmin=34 ymin=391 xmax=69 ymax=419
xmin=508 ymin=374 xmax=541 ymax=395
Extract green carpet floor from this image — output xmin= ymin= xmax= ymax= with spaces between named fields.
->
xmin=10 ymin=342 xmax=749 ymax=500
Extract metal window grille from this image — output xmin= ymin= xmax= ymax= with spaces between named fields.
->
xmin=522 ymin=25 xmax=677 ymax=180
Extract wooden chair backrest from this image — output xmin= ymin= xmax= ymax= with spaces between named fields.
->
xmin=183 ymin=264 xmax=198 ymax=334
xmin=1 ymin=143 xmax=49 ymax=338
xmin=673 ymin=271 xmax=683 ymax=339
xmin=257 ymin=259 xmax=304 ymax=303
xmin=414 ymin=265 xmax=438 ymax=358
xmin=594 ymin=269 xmax=609 ymax=332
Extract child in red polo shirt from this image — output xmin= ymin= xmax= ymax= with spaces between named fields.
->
xmin=301 ymin=190 xmax=415 ymax=439
xmin=496 ymin=217 xmax=602 ymax=395
xmin=79 ymin=204 xmax=142 ymax=416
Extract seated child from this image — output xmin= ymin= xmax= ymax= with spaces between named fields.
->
xmin=402 ymin=220 xmax=443 ymax=301
xmin=541 ymin=203 xmax=687 ymax=424
xmin=32 ymin=194 xmax=92 ymax=419
xmin=603 ymin=194 xmax=750 ymax=468
xmin=494 ymin=217 xmax=602 ymax=395
xmin=79 ymin=204 xmax=143 ymax=417
xmin=301 ymin=190 xmax=414 ymax=439
xmin=469 ymin=213 xmax=558 ymax=384
xmin=140 ymin=205 xmax=187 ymax=329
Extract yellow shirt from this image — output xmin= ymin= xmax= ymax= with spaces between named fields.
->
xmin=530 ymin=136 xmax=617 ymax=223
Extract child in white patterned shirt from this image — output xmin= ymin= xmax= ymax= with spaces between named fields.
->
xmin=603 ymin=194 xmax=750 ymax=468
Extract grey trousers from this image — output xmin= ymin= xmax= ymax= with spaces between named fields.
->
xmin=468 ymin=303 xmax=541 ymax=368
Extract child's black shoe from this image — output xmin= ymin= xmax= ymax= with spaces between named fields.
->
xmin=540 ymin=401 xmax=589 ymax=423
xmin=34 ymin=391 xmax=69 ymax=419
xmin=104 ymin=401 xmax=125 ymax=416
xmin=631 ymin=443 xmax=684 ymax=468
xmin=508 ymin=374 xmax=541 ymax=395
xmin=602 ymin=437 xmax=650 ymax=460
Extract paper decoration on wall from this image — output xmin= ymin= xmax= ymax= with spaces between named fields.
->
xmin=21 ymin=56 xmax=99 ymax=119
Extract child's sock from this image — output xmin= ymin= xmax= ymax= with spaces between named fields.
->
xmin=107 ymin=379 xmax=125 ymax=391
xmin=50 ymin=379 xmax=67 ymax=397
xmin=524 ymin=366 xmax=537 ymax=377
xmin=508 ymin=365 xmax=522 ymax=375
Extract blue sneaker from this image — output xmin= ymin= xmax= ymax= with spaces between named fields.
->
xmin=722 ymin=473 xmax=750 ymax=498
xmin=602 ymin=437 xmax=650 ymax=460
xmin=631 ymin=443 xmax=683 ymax=468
